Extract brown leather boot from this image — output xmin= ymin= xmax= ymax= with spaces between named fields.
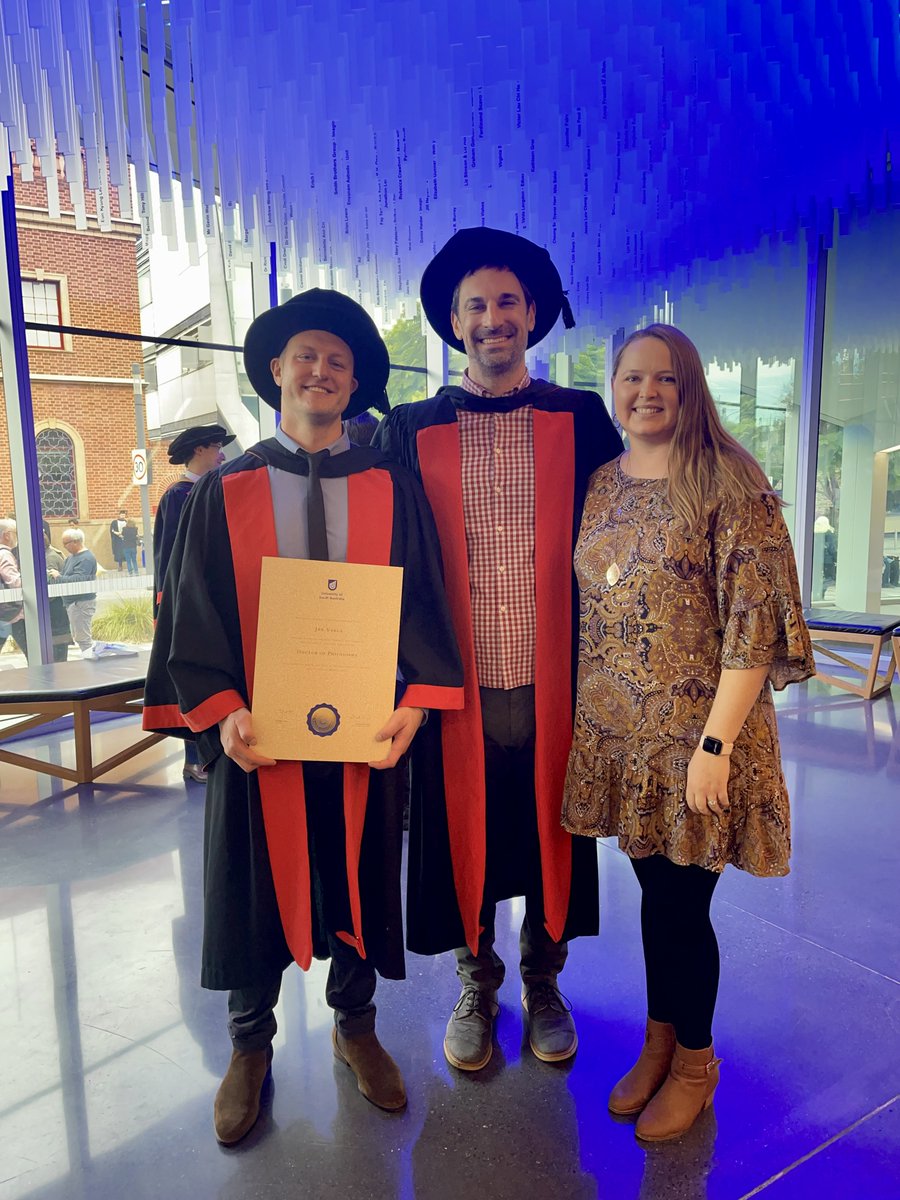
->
xmin=635 ymin=1041 xmax=721 ymax=1143
xmin=608 ymin=1018 xmax=676 ymax=1115
xmin=332 ymin=1027 xmax=407 ymax=1111
xmin=213 ymin=1045 xmax=272 ymax=1145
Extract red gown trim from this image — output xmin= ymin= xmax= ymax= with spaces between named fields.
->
xmin=181 ymin=688 xmax=245 ymax=733
xmin=531 ymin=408 xmax=574 ymax=940
xmin=223 ymin=468 xmax=314 ymax=968
xmin=399 ymin=683 xmax=465 ymax=710
xmin=338 ymin=468 xmax=396 ymax=955
xmin=142 ymin=702 xmax=191 ymax=731
xmin=416 ymin=423 xmax=486 ymax=955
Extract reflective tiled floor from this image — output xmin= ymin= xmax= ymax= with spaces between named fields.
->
xmin=1 ymin=675 xmax=899 ymax=1199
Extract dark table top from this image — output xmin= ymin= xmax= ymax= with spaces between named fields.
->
xmin=0 ymin=649 xmax=151 ymax=704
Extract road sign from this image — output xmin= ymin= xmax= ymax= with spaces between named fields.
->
xmin=131 ymin=448 xmax=148 ymax=486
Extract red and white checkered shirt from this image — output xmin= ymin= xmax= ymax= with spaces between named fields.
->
xmin=458 ymin=369 xmax=536 ymax=689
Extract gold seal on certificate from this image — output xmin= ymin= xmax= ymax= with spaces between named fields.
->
xmin=251 ymin=558 xmax=403 ymax=762
xmin=307 ymin=703 xmax=341 ymax=737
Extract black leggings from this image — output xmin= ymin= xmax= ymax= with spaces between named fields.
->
xmin=630 ymin=855 xmax=721 ymax=1050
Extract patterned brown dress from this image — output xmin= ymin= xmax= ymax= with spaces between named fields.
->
xmin=561 ymin=457 xmax=815 ymax=877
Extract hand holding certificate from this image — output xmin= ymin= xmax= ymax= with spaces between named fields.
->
xmin=251 ymin=557 xmax=404 ymax=762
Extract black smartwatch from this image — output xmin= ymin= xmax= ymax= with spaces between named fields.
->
xmin=701 ymin=735 xmax=733 ymax=757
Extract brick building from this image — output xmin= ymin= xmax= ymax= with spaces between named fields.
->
xmin=0 ymin=159 xmax=178 ymax=569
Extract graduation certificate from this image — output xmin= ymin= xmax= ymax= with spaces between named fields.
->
xmin=251 ymin=557 xmax=403 ymax=762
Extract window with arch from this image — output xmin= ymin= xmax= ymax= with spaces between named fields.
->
xmin=36 ymin=428 xmax=78 ymax=518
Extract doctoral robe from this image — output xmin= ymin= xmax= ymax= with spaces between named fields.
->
xmin=374 ymin=380 xmax=623 ymax=956
xmin=143 ymin=438 xmax=464 ymax=989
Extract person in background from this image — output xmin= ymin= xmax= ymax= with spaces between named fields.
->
xmin=812 ymin=514 xmax=837 ymax=602
xmin=152 ymin=423 xmax=235 ymax=783
xmin=110 ymin=509 xmax=127 ymax=571
xmin=122 ymin=518 xmax=140 ymax=576
xmin=0 ymin=518 xmax=25 ymax=656
xmin=52 ymin=529 xmax=98 ymax=659
xmin=562 ymin=324 xmax=814 ymax=1142
xmin=43 ymin=528 xmax=71 ymax=661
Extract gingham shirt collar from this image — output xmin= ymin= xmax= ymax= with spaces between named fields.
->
xmin=460 ymin=366 xmax=531 ymax=399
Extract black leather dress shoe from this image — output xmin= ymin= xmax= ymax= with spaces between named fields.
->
xmin=183 ymin=763 xmax=209 ymax=784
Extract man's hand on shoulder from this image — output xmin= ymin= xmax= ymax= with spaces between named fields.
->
xmin=369 ymin=706 xmax=425 ymax=770
xmin=219 ymin=707 xmax=277 ymax=773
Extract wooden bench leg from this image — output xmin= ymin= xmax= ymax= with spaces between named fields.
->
xmin=811 ymin=632 xmax=897 ymax=700
xmin=72 ymin=702 xmax=94 ymax=784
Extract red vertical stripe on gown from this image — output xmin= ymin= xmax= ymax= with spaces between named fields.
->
xmin=223 ymin=468 xmax=313 ymax=970
xmin=416 ymin=424 xmax=486 ymax=955
xmin=532 ymin=409 xmax=574 ymax=940
xmin=335 ymin=468 xmax=395 ymax=957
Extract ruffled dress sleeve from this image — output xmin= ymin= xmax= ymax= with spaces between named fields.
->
xmin=713 ymin=493 xmax=815 ymax=690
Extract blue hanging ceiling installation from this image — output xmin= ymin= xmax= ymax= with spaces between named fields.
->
xmin=0 ymin=0 xmax=897 ymax=345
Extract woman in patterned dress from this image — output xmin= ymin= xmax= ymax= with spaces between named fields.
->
xmin=562 ymin=325 xmax=814 ymax=1142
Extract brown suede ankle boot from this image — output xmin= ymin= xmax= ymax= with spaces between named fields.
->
xmin=213 ymin=1045 xmax=273 ymax=1145
xmin=332 ymin=1027 xmax=407 ymax=1111
xmin=635 ymin=1041 xmax=721 ymax=1142
xmin=608 ymin=1018 xmax=676 ymax=1115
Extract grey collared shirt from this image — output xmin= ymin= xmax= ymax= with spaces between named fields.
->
xmin=270 ymin=425 xmax=350 ymax=561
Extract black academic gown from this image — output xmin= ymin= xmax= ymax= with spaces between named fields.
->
xmin=152 ymin=477 xmax=194 ymax=618
xmin=373 ymin=380 xmax=623 ymax=957
xmin=143 ymin=439 xmax=463 ymax=990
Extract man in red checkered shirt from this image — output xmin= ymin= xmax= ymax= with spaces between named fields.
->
xmin=374 ymin=228 xmax=622 ymax=1071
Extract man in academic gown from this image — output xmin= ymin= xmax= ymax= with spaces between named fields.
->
xmin=152 ymin=422 xmax=235 ymax=783
xmin=143 ymin=289 xmax=463 ymax=1144
xmin=374 ymin=228 xmax=622 ymax=1072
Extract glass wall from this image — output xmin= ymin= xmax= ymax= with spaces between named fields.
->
xmin=667 ymin=241 xmax=807 ymax=532
xmin=4 ymin=157 xmax=900 ymax=668
xmin=817 ymin=208 xmax=900 ymax=614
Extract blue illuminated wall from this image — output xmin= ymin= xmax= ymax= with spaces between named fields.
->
xmin=0 ymin=0 xmax=897 ymax=347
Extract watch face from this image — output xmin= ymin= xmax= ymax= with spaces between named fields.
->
xmin=702 ymin=735 xmax=723 ymax=755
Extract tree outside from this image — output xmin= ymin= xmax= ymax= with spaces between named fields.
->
xmin=573 ymin=343 xmax=605 ymax=390
xmin=383 ymin=314 xmax=427 ymax=406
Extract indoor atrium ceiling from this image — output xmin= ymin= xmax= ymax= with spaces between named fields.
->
xmin=0 ymin=0 xmax=898 ymax=345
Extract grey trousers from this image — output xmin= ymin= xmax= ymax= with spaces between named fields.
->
xmin=66 ymin=599 xmax=95 ymax=652
xmin=453 ymin=685 xmax=569 ymax=993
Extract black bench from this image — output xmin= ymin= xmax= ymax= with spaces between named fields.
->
xmin=804 ymin=608 xmax=900 ymax=700
xmin=0 ymin=651 xmax=164 ymax=784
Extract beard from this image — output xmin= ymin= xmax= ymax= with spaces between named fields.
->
xmin=468 ymin=330 xmax=526 ymax=377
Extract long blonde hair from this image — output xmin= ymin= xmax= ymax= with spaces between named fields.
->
xmin=612 ymin=324 xmax=780 ymax=534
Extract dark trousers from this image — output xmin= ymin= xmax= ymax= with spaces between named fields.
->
xmin=631 ymin=855 xmax=721 ymax=1050
xmin=227 ymin=762 xmax=377 ymax=1051
xmin=228 ymin=931 xmax=377 ymax=1051
xmin=454 ymin=685 xmax=568 ymax=992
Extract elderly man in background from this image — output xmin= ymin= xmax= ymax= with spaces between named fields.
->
xmin=50 ymin=529 xmax=98 ymax=659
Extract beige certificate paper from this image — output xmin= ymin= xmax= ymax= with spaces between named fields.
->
xmin=251 ymin=557 xmax=403 ymax=762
